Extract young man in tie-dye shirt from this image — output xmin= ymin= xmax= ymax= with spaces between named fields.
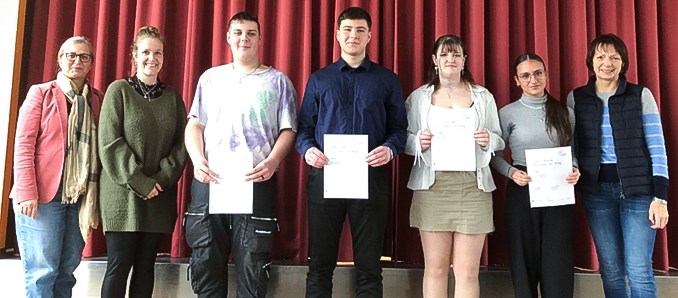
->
xmin=184 ymin=11 xmax=297 ymax=298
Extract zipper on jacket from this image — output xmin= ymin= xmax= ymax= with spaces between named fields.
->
xmin=606 ymin=95 xmax=625 ymax=199
xmin=595 ymin=99 xmax=603 ymax=188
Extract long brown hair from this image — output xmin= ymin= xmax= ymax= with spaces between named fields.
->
xmin=427 ymin=35 xmax=476 ymax=90
xmin=514 ymin=53 xmax=572 ymax=146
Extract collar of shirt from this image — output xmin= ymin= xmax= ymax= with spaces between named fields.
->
xmin=337 ymin=54 xmax=373 ymax=72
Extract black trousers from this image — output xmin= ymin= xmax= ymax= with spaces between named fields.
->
xmin=101 ymin=231 xmax=164 ymax=298
xmin=305 ymin=167 xmax=389 ymax=298
xmin=505 ymin=175 xmax=575 ymax=298
xmin=185 ymin=177 xmax=277 ymax=298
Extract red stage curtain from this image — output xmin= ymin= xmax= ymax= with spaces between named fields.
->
xmin=17 ymin=0 xmax=677 ymax=271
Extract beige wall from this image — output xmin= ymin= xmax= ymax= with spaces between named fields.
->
xmin=0 ymin=0 xmax=25 ymax=249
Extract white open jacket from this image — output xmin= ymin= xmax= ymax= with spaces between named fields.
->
xmin=404 ymin=84 xmax=504 ymax=192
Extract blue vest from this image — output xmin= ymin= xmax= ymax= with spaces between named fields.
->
xmin=573 ymin=75 xmax=653 ymax=196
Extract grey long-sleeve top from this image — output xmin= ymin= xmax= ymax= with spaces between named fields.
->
xmin=490 ymin=94 xmax=576 ymax=179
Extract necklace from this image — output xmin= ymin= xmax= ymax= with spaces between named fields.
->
xmin=440 ymin=86 xmax=456 ymax=99
xmin=234 ymin=62 xmax=262 ymax=83
xmin=139 ymin=81 xmax=158 ymax=100
xmin=518 ymin=98 xmax=545 ymax=121
xmin=134 ymin=76 xmax=159 ymax=100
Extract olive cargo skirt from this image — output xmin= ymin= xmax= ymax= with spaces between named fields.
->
xmin=410 ymin=171 xmax=494 ymax=234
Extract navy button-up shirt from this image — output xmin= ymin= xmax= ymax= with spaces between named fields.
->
xmin=296 ymin=55 xmax=408 ymax=157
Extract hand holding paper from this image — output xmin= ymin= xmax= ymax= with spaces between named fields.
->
xmin=419 ymin=130 xmax=433 ymax=149
xmin=565 ymin=167 xmax=580 ymax=185
xmin=511 ymin=169 xmax=531 ymax=186
xmin=473 ymin=128 xmax=490 ymax=147
xmin=193 ymin=158 xmax=218 ymax=183
xmin=246 ymin=158 xmax=275 ymax=182
xmin=305 ymin=147 xmax=329 ymax=169
xmin=366 ymin=146 xmax=391 ymax=167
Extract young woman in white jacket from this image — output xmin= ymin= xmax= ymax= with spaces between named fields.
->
xmin=404 ymin=34 xmax=504 ymax=298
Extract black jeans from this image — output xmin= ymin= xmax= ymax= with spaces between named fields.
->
xmin=101 ymin=231 xmax=164 ymax=298
xmin=504 ymin=171 xmax=575 ymax=298
xmin=305 ymin=167 xmax=389 ymax=298
xmin=185 ymin=177 xmax=277 ymax=298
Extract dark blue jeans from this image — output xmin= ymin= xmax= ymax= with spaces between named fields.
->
xmin=185 ymin=178 xmax=277 ymax=298
xmin=305 ymin=167 xmax=389 ymax=298
xmin=584 ymin=182 xmax=658 ymax=298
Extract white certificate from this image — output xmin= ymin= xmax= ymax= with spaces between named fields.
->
xmin=208 ymin=152 xmax=254 ymax=214
xmin=430 ymin=108 xmax=476 ymax=171
xmin=323 ymin=134 xmax=369 ymax=199
xmin=525 ymin=146 xmax=575 ymax=208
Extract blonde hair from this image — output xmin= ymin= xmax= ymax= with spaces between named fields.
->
xmin=130 ymin=26 xmax=166 ymax=73
xmin=55 ymin=36 xmax=94 ymax=75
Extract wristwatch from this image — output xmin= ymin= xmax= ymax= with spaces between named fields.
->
xmin=653 ymin=197 xmax=668 ymax=205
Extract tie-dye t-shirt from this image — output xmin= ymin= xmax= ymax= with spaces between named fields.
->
xmin=189 ymin=64 xmax=298 ymax=165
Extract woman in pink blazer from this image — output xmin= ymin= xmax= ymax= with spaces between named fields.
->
xmin=10 ymin=36 xmax=103 ymax=298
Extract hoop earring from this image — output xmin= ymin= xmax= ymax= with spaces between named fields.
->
xmin=435 ymin=65 xmax=439 ymax=74
xmin=461 ymin=69 xmax=464 ymax=76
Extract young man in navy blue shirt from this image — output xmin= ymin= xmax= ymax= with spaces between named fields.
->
xmin=296 ymin=7 xmax=408 ymax=298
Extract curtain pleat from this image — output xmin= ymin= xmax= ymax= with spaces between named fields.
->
xmin=17 ymin=0 xmax=676 ymax=271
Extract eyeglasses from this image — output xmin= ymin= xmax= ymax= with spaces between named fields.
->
xmin=62 ymin=52 xmax=93 ymax=62
xmin=518 ymin=70 xmax=545 ymax=82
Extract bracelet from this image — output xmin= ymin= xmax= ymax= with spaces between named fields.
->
xmin=389 ymin=148 xmax=394 ymax=161
xmin=653 ymin=197 xmax=668 ymax=205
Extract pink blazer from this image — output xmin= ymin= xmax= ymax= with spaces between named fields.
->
xmin=10 ymin=80 xmax=104 ymax=204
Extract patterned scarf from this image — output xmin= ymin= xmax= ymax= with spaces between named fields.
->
xmin=56 ymin=72 xmax=99 ymax=243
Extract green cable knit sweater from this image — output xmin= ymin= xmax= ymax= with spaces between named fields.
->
xmin=98 ymin=79 xmax=188 ymax=233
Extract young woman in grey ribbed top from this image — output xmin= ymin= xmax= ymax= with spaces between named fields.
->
xmin=490 ymin=53 xmax=580 ymax=298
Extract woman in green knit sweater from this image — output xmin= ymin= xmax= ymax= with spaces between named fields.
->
xmin=97 ymin=26 xmax=187 ymax=298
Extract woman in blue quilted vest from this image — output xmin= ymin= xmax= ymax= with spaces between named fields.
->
xmin=567 ymin=33 xmax=669 ymax=298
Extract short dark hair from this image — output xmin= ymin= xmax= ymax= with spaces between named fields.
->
xmin=586 ymin=33 xmax=629 ymax=75
xmin=228 ymin=11 xmax=261 ymax=34
xmin=337 ymin=7 xmax=372 ymax=29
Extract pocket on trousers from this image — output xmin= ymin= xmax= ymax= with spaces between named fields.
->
xmin=243 ymin=217 xmax=277 ymax=253
xmin=184 ymin=203 xmax=211 ymax=248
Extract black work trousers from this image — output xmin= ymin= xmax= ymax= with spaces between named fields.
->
xmin=305 ymin=167 xmax=389 ymax=298
xmin=505 ymin=174 xmax=575 ymax=298
xmin=101 ymin=231 xmax=164 ymax=298
xmin=185 ymin=177 xmax=277 ymax=298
